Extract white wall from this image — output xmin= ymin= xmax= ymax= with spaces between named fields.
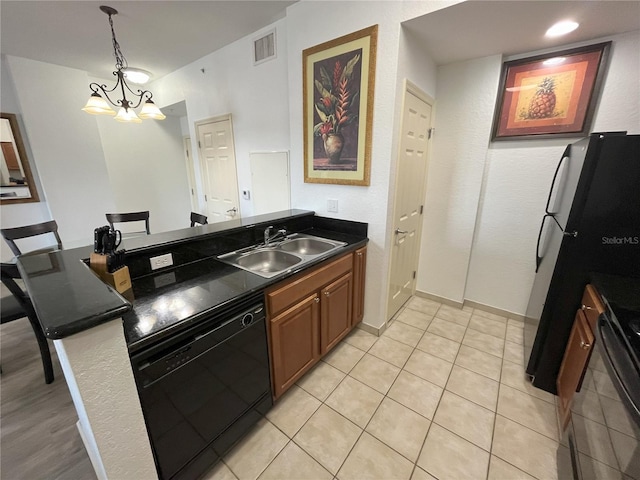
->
xmin=95 ymin=109 xmax=192 ymax=233
xmin=397 ymin=28 xmax=438 ymax=100
xmin=4 ymin=56 xmax=116 ymax=249
xmin=421 ymin=31 xmax=640 ymax=316
xmin=286 ymin=1 xmax=451 ymax=329
xmin=150 ymin=18 xmax=291 ymax=218
xmin=416 ymin=54 xmax=503 ymax=303
xmin=0 ymin=56 xmax=52 ymax=261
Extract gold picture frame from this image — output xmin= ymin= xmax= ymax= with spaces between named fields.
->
xmin=303 ymin=25 xmax=377 ymax=186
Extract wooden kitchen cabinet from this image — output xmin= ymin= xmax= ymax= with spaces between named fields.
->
xmin=320 ymin=273 xmax=353 ymax=354
xmin=556 ymin=284 xmax=600 ymax=430
xmin=266 ymin=249 xmax=364 ymax=399
xmin=352 ymin=246 xmax=367 ymax=325
xmin=581 ymin=284 xmax=605 ymax=332
xmin=269 ymin=294 xmax=320 ymax=398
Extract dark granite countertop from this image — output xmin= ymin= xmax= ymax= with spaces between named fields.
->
xmin=17 ymin=244 xmax=132 ymax=339
xmin=17 ymin=210 xmax=368 ymax=350
xmin=124 ymin=226 xmax=367 ymax=352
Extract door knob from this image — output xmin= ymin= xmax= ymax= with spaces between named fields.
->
xmin=226 ymin=207 xmax=238 ymax=214
xmin=395 ymin=228 xmax=408 ymax=235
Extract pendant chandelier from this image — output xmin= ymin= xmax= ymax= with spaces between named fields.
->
xmin=82 ymin=5 xmax=165 ymax=123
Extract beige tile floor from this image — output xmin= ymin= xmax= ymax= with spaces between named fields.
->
xmin=202 ymin=296 xmax=576 ymax=480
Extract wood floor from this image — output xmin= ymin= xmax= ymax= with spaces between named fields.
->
xmin=0 ymin=315 xmax=96 ymax=479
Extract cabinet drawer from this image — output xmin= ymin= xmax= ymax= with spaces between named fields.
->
xmin=581 ymin=284 xmax=605 ymax=332
xmin=556 ymin=309 xmax=595 ymax=430
xmin=267 ymin=252 xmax=353 ymax=316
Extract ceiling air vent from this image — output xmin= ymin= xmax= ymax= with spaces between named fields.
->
xmin=253 ymin=29 xmax=276 ymax=65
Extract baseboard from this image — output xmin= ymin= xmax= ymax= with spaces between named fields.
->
xmin=464 ymin=299 xmax=525 ymax=323
xmin=414 ymin=290 xmax=463 ymax=309
xmin=415 ymin=290 xmax=525 ymax=323
xmin=358 ymin=320 xmax=385 ymax=336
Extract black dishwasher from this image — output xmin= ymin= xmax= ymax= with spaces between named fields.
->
xmin=130 ymin=292 xmax=272 ymax=480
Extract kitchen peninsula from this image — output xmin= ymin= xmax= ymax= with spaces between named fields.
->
xmin=17 ymin=209 xmax=368 ymax=480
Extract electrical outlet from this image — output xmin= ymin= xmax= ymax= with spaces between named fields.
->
xmin=327 ymin=199 xmax=339 ymax=213
xmin=150 ymin=253 xmax=173 ymax=271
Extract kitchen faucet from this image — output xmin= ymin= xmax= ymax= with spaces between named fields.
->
xmin=264 ymin=226 xmax=287 ymax=246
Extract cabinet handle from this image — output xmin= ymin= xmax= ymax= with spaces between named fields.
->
xmin=314 ymin=297 xmax=320 ymax=303
xmin=581 ymin=304 xmax=593 ymax=310
xmin=580 ymin=340 xmax=591 ymax=349
xmin=324 ymin=291 xmax=330 ymax=296
xmin=357 ymin=252 xmax=363 ymax=257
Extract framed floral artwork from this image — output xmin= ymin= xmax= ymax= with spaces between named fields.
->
xmin=303 ymin=25 xmax=377 ymax=185
xmin=491 ymin=42 xmax=611 ymax=140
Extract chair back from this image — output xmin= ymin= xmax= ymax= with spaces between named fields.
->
xmin=1 ymin=262 xmax=55 ymax=384
xmin=190 ymin=212 xmax=208 ymax=227
xmin=106 ymin=211 xmax=151 ymax=235
xmin=1 ymin=220 xmax=63 ymax=256
xmin=0 ymin=263 xmax=29 ymax=310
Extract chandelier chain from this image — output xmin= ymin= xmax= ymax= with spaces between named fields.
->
xmin=108 ymin=12 xmax=128 ymax=72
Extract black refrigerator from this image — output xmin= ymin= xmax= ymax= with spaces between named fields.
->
xmin=524 ymin=132 xmax=640 ymax=394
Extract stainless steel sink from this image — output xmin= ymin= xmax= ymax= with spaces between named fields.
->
xmin=236 ymin=250 xmax=301 ymax=273
xmin=279 ymin=238 xmax=336 ymax=256
xmin=217 ymin=233 xmax=347 ymax=278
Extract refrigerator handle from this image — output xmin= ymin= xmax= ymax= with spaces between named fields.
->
xmin=545 ymin=144 xmax=572 ymax=215
xmin=535 ymin=214 xmax=552 ymax=272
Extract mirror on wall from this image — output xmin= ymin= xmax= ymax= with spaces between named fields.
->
xmin=0 ymin=113 xmax=39 ymax=204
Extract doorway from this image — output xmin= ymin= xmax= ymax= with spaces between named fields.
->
xmin=195 ymin=115 xmax=241 ymax=223
xmin=183 ymin=136 xmax=198 ymax=212
xmin=387 ymin=81 xmax=434 ymax=320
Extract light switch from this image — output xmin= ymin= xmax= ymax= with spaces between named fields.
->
xmin=327 ymin=199 xmax=338 ymax=213
xmin=242 ymin=190 xmax=250 ymax=200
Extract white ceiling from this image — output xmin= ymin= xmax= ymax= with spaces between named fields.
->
xmin=404 ymin=0 xmax=640 ymax=65
xmin=0 ymin=1 xmax=296 ymax=81
xmin=1 ymin=1 xmax=639 ymax=83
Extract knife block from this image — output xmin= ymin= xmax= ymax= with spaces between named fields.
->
xmin=90 ymin=253 xmax=132 ymax=294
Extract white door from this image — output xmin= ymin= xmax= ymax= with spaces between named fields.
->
xmin=183 ymin=136 xmax=198 ymax=212
xmin=387 ymin=82 xmax=433 ymax=319
xmin=195 ymin=115 xmax=240 ymax=223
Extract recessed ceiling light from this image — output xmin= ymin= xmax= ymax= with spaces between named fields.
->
xmin=122 ymin=67 xmax=151 ymax=85
xmin=546 ymin=20 xmax=579 ymax=37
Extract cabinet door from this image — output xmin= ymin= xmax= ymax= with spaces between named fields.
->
xmin=270 ymin=294 xmax=320 ymax=399
xmin=556 ymin=309 xmax=595 ymax=430
xmin=320 ymin=273 xmax=353 ymax=355
xmin=352 ymin=247 xmax=367 ymax=325
xmin=581 ymin=284 xmax=605 ymax=332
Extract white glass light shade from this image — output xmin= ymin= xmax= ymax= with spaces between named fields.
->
xmin=122 ymin=68 xmax=151 ymax=85
xmin=139 ymin=100 xmax=166 ymax=120
xmin=82 ymin=93 xmax=116 ymax=115
xmin=114 ymin=107 xmax=142 ymax=123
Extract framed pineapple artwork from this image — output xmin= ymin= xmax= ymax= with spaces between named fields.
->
xmin=303 ymin=25 xmax=377 ymax=185
xmin=491 ymin=42 xmax=611 ymax=140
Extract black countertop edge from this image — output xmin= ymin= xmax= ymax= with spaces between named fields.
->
xmin=125 ymin=234 xmax=368 ymax=353
xmin=17 ymin=250 xmax=133 ymax=339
